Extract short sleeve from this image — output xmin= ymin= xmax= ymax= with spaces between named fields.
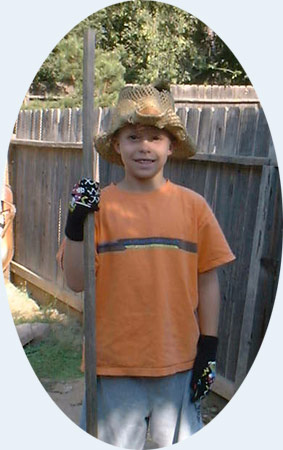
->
xmin=197 ymin=199 xmax=236 ymax=273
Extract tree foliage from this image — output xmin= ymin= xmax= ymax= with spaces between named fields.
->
xmin=27 ymin=0 xmax=249 ymax=109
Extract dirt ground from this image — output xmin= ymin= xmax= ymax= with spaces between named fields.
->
xmin=6 ymin=280 xmax=228 ymax=434
xmin=41 ymin=378 xmax=85 ymax=426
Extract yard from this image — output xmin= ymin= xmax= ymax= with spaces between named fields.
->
xmin=5 ymin=279 xmax=227 ymax=431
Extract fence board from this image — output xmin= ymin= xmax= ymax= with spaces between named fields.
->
xmin=254 ymin=108 xmax=271 ymax=157
xmin=186 ymin=107 xmax=200 ymax=145
xmin=223 ymin=107 xmax=240 ymax=156
xmin=235 ymin=166 xmax=280 ymax=387
xmin=237 ymin=106 xmax=258 ymax=156
xmin=247 ymin=168 xmax=282 ymax=369
xmin=203 ymin=161 xmax=219 ymax=207
xmin=69 ymin=108 xmax=80 ymax=142
xmin=204 ymin=85 xmax=212 ymax=99
xmin=31 ymin=110 xmax=42 ymax=140
xmin=41 ymin=110 xmax=53 ymax=141
xmin=176 ymin=107 xmax=188 ymax=127
xmin=226 ymin=167 xmax=262 ymax=381
xmin=197 ymin=107 xmax=213 ymax=153
xmin=209 ymin=107 xmax=226 ymax=154
xmin=28 ymin=146 xmax=41 ymax=270
xmin=16 ymin=110 xmax=31 ymax=139
xmin=40 ymin=147 xmax=53 ymax=278
xmin=11 ymin=261 xmax=83 ymax=313
xmin=216 ymin=165 xmax=262 ymax=380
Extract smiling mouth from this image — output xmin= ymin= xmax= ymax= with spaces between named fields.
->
xmin=134 ymin=159 xmax=156 ymax=163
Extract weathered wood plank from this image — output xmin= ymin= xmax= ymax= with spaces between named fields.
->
xmin=209 ymin=107 xmax=226 ymax=154
xmin=192 ymin=153 xmax=272 ymax=167
xmin=58 ymin=109 xmax=71 ymax=141
xmin=186 ymin=107 xmax=200 ymax=146
xmin=41 ymin=109 xmax=53 ymax=141
xmin=10 ymin=261 xmax=83 ymax=312
xmin=197 ymin=107 xmax=213 ymax=153
xmin=237 ymin=106 xmax=258 ymax=155
xmin=55 ymin=145 xmax=65 ymax=287
xmin=235 ymin=165 xmax=275 ymax=388
xmin=202 ymin=161 xmax=218 ymax=207
xmin=171 ymin=84 xmax=258 ymax=103
xmin=16 ymin=109 xmax=32 ymax=139
xmin=176 ymin=106 xmax=187 ymax=128
xmin=10 ymin=138 xmax=82 ymax=149
xmin=100 ymin=107 xmax=112 ymax=134
xmin=222 ymin=107 xmax=240 ymax=156
xmin=13 ymin=146 xmax=27 ymax=267
xmin=50 ymin=147 xmax=61 ymax=282
xmin=51 ymin=109 xmax=61 ymax=141
xmin=217 ymin=166 xmax=261 ymax=380
xmin=246 ymin=168 xmax=282 ymax=370
xmin=204 ymin=85 xmax=212 ymax=100
xmin=253 ymin=107 xmax=271 ymax=157
xmin=31 ymin=110 xmax=42 ymax=140
xmin=212 ymin=374 xmax=237 ymax=400
xmin=229 ymin=167 xmax=262 ymax=381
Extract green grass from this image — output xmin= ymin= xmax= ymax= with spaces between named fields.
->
xmin=7 ymin=281 xmax=84 ymax=381
xmin=24 ymin=320 xmax=84 ymax=381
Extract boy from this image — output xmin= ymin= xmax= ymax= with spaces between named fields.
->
xmin=62 ymin=83 xmax=235 ymax=448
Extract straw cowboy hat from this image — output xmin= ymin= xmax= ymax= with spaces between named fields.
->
xmin=94 ymin=83 xmax=197 ymax=166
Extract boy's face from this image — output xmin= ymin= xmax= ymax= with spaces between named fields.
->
xmin=113 ymin=125 xmax=174 ymax=182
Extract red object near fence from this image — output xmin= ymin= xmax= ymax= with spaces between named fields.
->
xmin=1 ymin=166 xmax=16 ymax=277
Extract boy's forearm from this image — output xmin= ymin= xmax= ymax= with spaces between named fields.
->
xmin=63 ymin=238 xmax=84 ymax=292
xmin=197 ymin=268 xmax=220 ymax=337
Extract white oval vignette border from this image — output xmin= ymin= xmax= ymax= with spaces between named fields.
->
xmin=0 ymin=1 xmax=282 ymax=449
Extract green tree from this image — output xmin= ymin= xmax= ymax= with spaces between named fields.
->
xmin=71 ymin=0 xmax=248 ymax=85
xmin=30 ymin=37 xmax=125 ymax=108
xmin=27 ymin=0 xmax=249 ymax=109
xmin=94 ymin=48 xmax=126 ymax=107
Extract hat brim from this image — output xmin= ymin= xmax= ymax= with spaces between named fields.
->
xmin=94 ymin=122 xmax=197 ymax=166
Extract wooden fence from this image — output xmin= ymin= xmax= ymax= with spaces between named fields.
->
xmin=171 ymin=84 xmax=259 ymax=105
xmin=8 ymin=94 xmax=282 ymax=400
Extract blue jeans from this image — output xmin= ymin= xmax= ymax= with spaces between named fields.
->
xmin=80 ymin=370 xmax=203 ymax=449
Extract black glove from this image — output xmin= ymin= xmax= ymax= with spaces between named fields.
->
xmin=65 ymin=177 xmax=100 ymax=241
xmin=190 ymin=335 xmax=218 ymax=403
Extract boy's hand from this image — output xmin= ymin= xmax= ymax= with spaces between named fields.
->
xmin=69 ymin=178 xmax=100 ymax=211
xmin=190 ymin=335 xmax=218 ymax=403
xmin=65 ymin=178 xmax=100 ymax=241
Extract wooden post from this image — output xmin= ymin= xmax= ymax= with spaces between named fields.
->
xmin=83 ymin=29 xmax=97 ymax=437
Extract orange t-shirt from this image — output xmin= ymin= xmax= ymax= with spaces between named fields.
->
xmin=94 ymin=180 xmax=235 ymax=377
